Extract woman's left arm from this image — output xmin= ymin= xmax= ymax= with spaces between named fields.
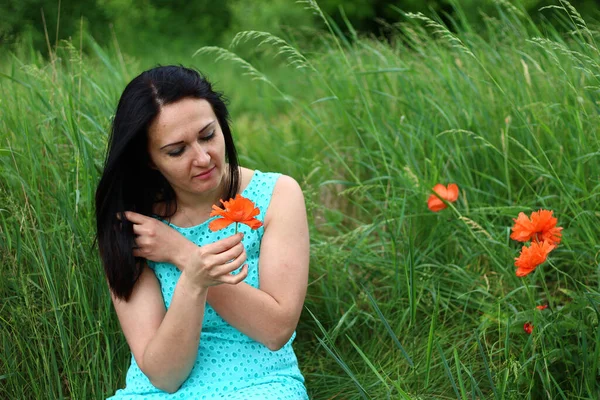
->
xmin=207 ymin=175 xmax=309 ymax=351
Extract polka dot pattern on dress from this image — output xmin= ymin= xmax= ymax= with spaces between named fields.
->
xmin=107 ymin=171 xmax=308 ymax=400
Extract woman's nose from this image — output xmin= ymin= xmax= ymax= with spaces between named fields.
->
xmin=191 ymin=143 xmax=211 ymax=166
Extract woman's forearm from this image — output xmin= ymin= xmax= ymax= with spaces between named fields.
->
xmin=141 ymin=274 xmax=207 ymax=393
xmin=207 ymin=284 xmax=296 ymax=351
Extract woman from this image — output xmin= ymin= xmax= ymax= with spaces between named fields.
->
xmin=95 ymin=65 xmax=309 ymax=399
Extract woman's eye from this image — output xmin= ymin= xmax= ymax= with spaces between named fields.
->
xmin=168 ymin=148 xmax=184 ymax=157
xmin=200 ymin=131 xmax=215 ymax=142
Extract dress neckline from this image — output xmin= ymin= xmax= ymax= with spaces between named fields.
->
xmin=164 ymin=170 xmax=259 ymax=231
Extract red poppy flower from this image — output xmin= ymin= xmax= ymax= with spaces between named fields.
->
xmin=208 ymin=194 xmax=263 ymax=232
xmin=514 ymin=240 xmax=555 ymax=277
xmin=536 ymin=305 xmax=548 ymax=310
xmin=510 ymin=209 xmax=562 ymax=245
xmin=427 ymin=183 xmax=459 ymax=212
xmin=523 ymin=322 xmax=533 ymax=334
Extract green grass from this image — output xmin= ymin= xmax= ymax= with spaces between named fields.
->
xmin=2 ymin=1 xmax=600 ymax=398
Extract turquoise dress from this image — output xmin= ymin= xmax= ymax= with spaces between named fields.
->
xmin=108 ymin=171 xmax=308 ymax=400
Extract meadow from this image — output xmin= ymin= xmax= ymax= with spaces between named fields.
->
xmin=1 ymin=1 xmax=600 ymax=399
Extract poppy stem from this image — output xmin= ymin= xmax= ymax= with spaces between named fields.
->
xmin=235 ymin=222 xmax=238 ymax=235
xmin=522 ymin=277 xmax=535 ymax=307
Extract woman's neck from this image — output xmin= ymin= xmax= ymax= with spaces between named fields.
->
xmin=170 ymin=172 xmax=229 ymax=226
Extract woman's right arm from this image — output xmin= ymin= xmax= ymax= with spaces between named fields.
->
xmin=111 ymin=229 xmax=247 ymax=393
xmin=111 ymin=266 xmax=207 ymax=393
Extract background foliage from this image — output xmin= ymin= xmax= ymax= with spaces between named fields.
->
xmin=3 ymin=0 xmax=600 ymax=56
xmin=2 ymin=0 xmax=600 ymax=399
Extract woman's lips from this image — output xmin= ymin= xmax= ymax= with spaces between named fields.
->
xmin=193 ymin=166 xmax=215 ymax=180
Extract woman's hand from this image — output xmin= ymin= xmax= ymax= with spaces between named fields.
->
xmin=123 ymin=211 xmax=248 ymax=287
xmin=123 ymin=211 xmax=192 ymax=266
xmin=180 ymin=233 xmax=248 ymax=288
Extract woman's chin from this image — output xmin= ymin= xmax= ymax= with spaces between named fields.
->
xmin=192 ymin=170 xmax=225 ymax=195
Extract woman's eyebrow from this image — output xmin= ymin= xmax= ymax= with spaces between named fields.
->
xmin=159 ymin=121 xmax=215 ymax=149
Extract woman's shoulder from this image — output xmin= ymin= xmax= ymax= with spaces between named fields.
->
xmin=272 ymin=174 xmax=302 ymax=192
xmin=240 ymin=167 xmax=279 ymax=181
xmin=242 ymin=168 xmax=301 ymax=186
xmin=239 ymin=168 xmax=304 ymax=223
xmin=242 ymin=169 xmax=302 ymax=197
xmin=264 ymin=174 xmax=305 ymax=225
xmin=240 ymin=167 xmax=280 ymax=194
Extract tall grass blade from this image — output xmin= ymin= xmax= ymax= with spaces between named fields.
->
xmin=307 ymin=308 xmax=369 ymax=399
xmin=424 ymin=289 xmax=439 ymax=388
xmin=437 ymin=342 xmax=461 ymax=399
xmin=362 ymin=286 xmax=414 ymax=367
xmin=453 ymin=348 xmax=468 ymax=400
xmin=476 ymin=333 xmax=499 ymax=399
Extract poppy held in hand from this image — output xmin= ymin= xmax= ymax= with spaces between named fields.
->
xmin=427 ymin=183 xmax=459 ymax=212
xmin=514 ymin=240 xmax=555 ymax=277
xmin=208 ymin=194 xmax=263 ymax=232
xmin=523 ymin=322 xmax=533 ymax=334
xmin=510 ymin=209 xmax=562 ymax=245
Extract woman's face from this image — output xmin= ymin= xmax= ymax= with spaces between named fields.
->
xmin=147 ymin=97 xmax=227 ymax=204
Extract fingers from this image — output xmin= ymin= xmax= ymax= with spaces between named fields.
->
xmin=122 ymin=211 xmax=148 ymax=224
xmin=221 ymin=265 xmax=249 ymax=285
xmin=208 ymin=233 xmax=244 ymax=253
xmin=214 ymin=249 xmax=248 ymax=276
xmin=132 ymin=223 xmax=152 ymax=236
xmin=132 ymin=224 xmax=142 ymax=235
xmin=131 ymin=218 xmax=161 ymax=236
xmin=213 ymin=242 xmax=245 ymax=265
